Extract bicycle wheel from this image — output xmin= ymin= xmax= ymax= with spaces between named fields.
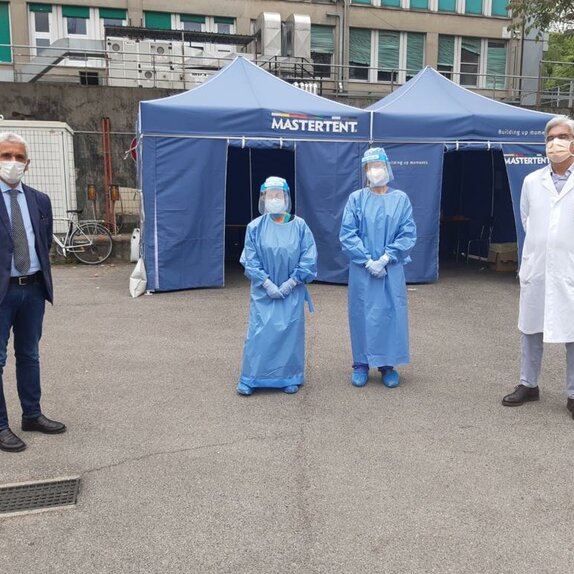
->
xmin=70 ymin=222 xmax=113 ymax=264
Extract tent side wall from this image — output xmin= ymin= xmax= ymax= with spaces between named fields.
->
xmin=141 ymin=137 xmax=227 ymax=291
xmin=296 ymin=141 xmax=367 ymax=284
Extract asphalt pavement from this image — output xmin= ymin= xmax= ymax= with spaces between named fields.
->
xmin=0 ymin=261 xmax=573 ymax=574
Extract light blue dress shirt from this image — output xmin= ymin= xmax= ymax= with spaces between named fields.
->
xmin=551 ymin=168 xmax=572 ymax=194
xmin=0 ymin=180 xmax=41 ymax=276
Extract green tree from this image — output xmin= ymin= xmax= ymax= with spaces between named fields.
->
xmin=509 ymin=0 xmax=574 ymax=35
xmin=542 ymin=32 xmax=574 ymax=91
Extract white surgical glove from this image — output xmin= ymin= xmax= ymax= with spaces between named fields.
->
xmin=367 ymin=254 xmax=390 ymax=278
xmin=262 ymin=278 xmax=284 ymax=299
xmin=279 ymin=277 xmax=298 ymax=297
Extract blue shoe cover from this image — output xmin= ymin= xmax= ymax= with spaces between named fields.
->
xmin=351 ymin=371 xmax=368 ymax=387
xmin=236 ymin=383 xmax=253 ymax=396
xmin=283 ymin=385 xmax=299 ymax=394
xmin=382 ymin=369 xmax=400 ymax=388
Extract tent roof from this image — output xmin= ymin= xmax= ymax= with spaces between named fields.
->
xmin=368 ymin=66 xmax=554 ymax=143
xmin=139 ymin=56 xmax=371 ymax=140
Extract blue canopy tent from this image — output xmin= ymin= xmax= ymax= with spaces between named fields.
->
xmin=138 ymin=56 xmax=373 ymax=291
xmin=369 ymin=66 xmax=555 ymax=282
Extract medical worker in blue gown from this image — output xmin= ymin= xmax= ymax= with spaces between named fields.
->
xmin=340 ymin=147 xmax=417 ymax=388
xmin=237 ymin=176 xmax=317 ymax=396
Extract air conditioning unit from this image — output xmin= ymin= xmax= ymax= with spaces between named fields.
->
xmin=256 ymin=12 xmax=282 ymax=57
xmin=149 ymin=42 xmax=173 ymax=65
xmin=284 ymin=14 xmax=311 ymax=59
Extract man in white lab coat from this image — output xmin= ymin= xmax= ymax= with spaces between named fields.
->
xmin=502 ymin=116 xmax=574 ymax=418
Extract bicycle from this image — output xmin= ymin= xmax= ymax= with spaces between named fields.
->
xmin=52 ymin=210 xmax=113 ymax=265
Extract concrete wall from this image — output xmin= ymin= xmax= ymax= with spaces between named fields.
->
xmin=0 ymin=82 xmax=179 ymax=218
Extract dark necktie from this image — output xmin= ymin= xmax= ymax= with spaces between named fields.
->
xmin=9 ymin=189 xmax=31 ymax=274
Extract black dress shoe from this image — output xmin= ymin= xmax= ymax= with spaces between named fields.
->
xmin=567 ymin=398 xmax=574 ymax=419
xmin=502 ymin=384 xmax=540 ymax=406
xmin=0 ymin=428 xmax=27 ymax=452
xmin=21 ymin=415 xmax=66 ymax=434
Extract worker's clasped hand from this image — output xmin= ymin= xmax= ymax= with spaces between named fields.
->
xmin=365 ymin=257 xmax=388 ymax=278
xmin=262 ymin=278 xmax=284 ymax=299
xmin=279 ymin=278 xmax=298 ymax=297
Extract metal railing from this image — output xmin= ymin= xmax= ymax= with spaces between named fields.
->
xmin=0 ymin=43 xmax=572 ymax=107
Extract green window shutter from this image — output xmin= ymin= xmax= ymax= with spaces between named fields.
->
xmin=410 ymin=0 xmax=429 ymax=9
xmin=99 ymin=8 xmax=127 ymax=20
xmin=491 ymin=0 xmax=508 ymax=16
xmin=180 ymin=14 xmax=205 ymax=23
xmin=144 ymin=11 xmax=171 ymax=29
xmin=62 ymin=6 xmax=89 ymax=18
xmin=438 ymin=0 xmax=457 ymax=11
xmin=0 ymin=2 xmax=11 ymax=63
xmin=351 ymin=0 xmax=373 ymax=4
xmin=349 ymin=28 xmax=371 ymax=65
xmin=406 ymin=33 xmax=424 ymax=74
xmin=464 ymin=0 xmax=482 ymax=14
xmin=438 ymin=35 xmax=454 ymax=67
xmin=214 ymin=17 xmax=234 ymax=25
xmin=28 ymin=3 xmax=52 ymax=12
xmin=486 ymin=42 xmax=506 ymax=88
xmin=311 ymin=25 xmax=334 ymax=54
xmin=381 ymin=0 xmax=401 ymax=6
xmin=378 ymin=31 xmax=400 ymax=70
xmin=462 ymin=37 xmax=481 ymax=55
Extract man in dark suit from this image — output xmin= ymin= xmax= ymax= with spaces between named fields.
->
xmin=0 ymin=132 xmax=65 ymax=453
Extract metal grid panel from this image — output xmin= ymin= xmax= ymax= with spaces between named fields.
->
xmin=0 ymin=124 xmax=77 ymax=234
xmin=0 ymin=477 xmax=80 ymax=515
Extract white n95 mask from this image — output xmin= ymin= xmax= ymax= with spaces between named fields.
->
xmin=265 ymin=197 xmax=286 ymax=214
xmin=0 ymin=161 xmax=26 ymax=185
xmin=546 ymin=138 xmax=573 ymax=164
xmin=367 ymin=166 xmax=389 ymax=186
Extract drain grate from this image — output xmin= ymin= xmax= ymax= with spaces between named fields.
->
xmin=0 ymin=477 xmax=80 ymax=516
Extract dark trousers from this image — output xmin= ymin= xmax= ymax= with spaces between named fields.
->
xmin=0 ymin=282 xmax=46 ymax=430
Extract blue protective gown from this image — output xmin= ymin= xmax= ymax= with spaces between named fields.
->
xmin=340 ymin=187 xmax=417 ymax=367
xmin=239 ymin=215 xmax=317 ymax=390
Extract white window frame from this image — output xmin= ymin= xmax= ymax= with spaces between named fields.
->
xmin=441 ymin=36 xmax=506 ymax=88
xmin=350 ymin=29 xmax=425 ymax=84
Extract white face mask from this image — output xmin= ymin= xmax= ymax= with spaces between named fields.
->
xmin=265 ymin=197 xmax=286 ymax=214
xmin=546 ymin=138 xmax=573 ymax=164
xmin=0 ymin=161 xmax=27 ymax=185
xmin=367 ymin=166 xmax=389 ymax=186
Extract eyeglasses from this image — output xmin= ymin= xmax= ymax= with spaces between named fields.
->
xmin=545 ymin=133 xmax=573 ymax=143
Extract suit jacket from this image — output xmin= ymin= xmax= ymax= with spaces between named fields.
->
xmin=0 ymin=183 xmax=54 ymax=305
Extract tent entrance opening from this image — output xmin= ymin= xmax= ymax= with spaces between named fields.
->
xmin=225 ymin=146 xmax=295 ymax=261
xmin=439 ymin=149 xmax=517 ymax=267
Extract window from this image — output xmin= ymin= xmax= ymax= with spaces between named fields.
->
xmin=349 ymin=28 xmax=371 ymax=80
xmin=311 ymin=25 xmax=334 ymax=78
xmin=144 ymin=11 xmax=172 ymax=30
xmin=491 ymin=0 xmax=509 ymax=16
xmin=486 ymin=41 xmax=506 ymax=88
xmin=36 ymin=38 xmax=51 ymax=54
xmin=410 ymin=0 xmax=429 ymax=9
xmin=180 ymin=15 xmax=205 ymax=32
xmin=100 ymin=8 xmax=127 ymax=28
xmin=35 ymin=12 xmax=50 ymax=33
xmin=381 ymin=0 xmax=401 ymax=6
xmin=63 ymin=5 xmax=89 ymax=35
xmin=214 ymin=17 xmax=235 ymax=34
xmin=464 ymin=0 xmax=483 ymax=15
xmin=351 ymin=0 xmax=373 ymax=4
xmin=406 ymin=33 xmax=424 ymax=79
xmin=438 ymin=35 xmax=455 ymax=78
xmin=378 ymin=31 xmax=400 ymax=82
xmin=438 ymin=0 xmax=457 ymax=11
xmin=438 ymin=35 xmax=507 ymax=88
xmin=351 ymin=28 xmax=425 ymax=83
xmin=460 ymin=37 xmax=480 ymax=86
xmin=0 ymin=2 xmax=11 ymax=63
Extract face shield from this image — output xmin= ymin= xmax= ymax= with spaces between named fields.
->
xmin=258 ymin=176 xmax=292 ymax=215
xmin=361 ymin=147 xmax=394 ymax=189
